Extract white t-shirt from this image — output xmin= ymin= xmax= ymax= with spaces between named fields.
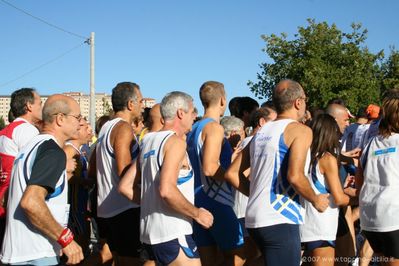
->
xmin=360 ymin=133 xmax=399 ymax=232
xmin=96 ymin=118 xmax=139 ymax=218
xmin=300 ymin=160 xmax=339 ymax=241
xmin=140 ymin=131 xmax=194 ymax=244
xmin=246 ymin=119 xmax=308 ymax=228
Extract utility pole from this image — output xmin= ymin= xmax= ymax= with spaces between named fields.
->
xmin=89 ymin=32 xmax=95 ymax=130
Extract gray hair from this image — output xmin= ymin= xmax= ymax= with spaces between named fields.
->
xmin=220 ymin=116 xmax=244 ymax=137
xmin=160 ymin=91 xmax=193 ymax=121
xmin=273 ymin=79 xmax=304 ymax=114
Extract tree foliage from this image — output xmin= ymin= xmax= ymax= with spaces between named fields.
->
xmin=248 ymin=19 xmax=387 ymax=112
xmin=0 ymin=116 xmax=5 ymax=130
xmin=381 ymin=48 xmax=399 ymax=93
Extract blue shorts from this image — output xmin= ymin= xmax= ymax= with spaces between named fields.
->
xmin=193 ymin=193 xmax=244 ymax=250
xmin=303 ymin=240 xmax=336 ymax=251
xmin=248 ymin=223 xmax=301 ymax=266
xmin=238 ymin=217 xmax=249 ymax=238
xmin=144 ymin=235 xmax=199 ymax=265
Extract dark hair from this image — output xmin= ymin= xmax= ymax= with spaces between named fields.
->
xmin=111 ymin=82 xmax=140 ymax=113
xmin=356 ymin=107 xmax=368 ymax=119
xmin=261 ymin=100 xmax=276 ymax=111
xmin=95 ymin=115 xmax=111 ymax=135
xmin=8 ymin=109 xmax=15 ymax=123
xmin=327 ymin=98 xmax=346 ymax=107
xmin=309 ymin=114 xmax=341 ymax=165
xmin=235 ymin=97 xmax=259 ymax=118
xmin=272 ymin=79 xmax=304 ymax=114
xmin=228 ymin=97 xmax=241 ymax=116
xmin=10 ymin=88 xmax=36 ymax=117
xmin=142 ymin=107 xmax=151 ymax=127
xmin=379 ymin=89 xmax=399 ymax=138
xmin=249 ymin=107 xmax=271 ymax=128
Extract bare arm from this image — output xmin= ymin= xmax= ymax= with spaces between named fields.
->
xmin=118 ymin=157 xmax=141 ymax=204
xmin=355 ymin=163 xmax=364 ymax=197
xmin=159 ymin=136 xmax=213 ymax=228
xmin=225 ymin=143 xmax=251 ymax=196
xmin=112 ymin=122 xmax=135 ymax=177
xmin=319 ymin=153 xmax=350 ymax=207
xmin=21 ymin=185 xmax=83 ymax=264
xmin=201 ymin=122 xmax=226 ymax=181
xmin=286 ymin=123 xmax=329 ymax=212
xmin=63 ymin=145 xmax=77 ymax=181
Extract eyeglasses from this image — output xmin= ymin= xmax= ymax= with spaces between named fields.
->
xmin=52 ymin=113 xmax=83 ymax=121
xmin=298 ymin=96 xmax=308 ymax=103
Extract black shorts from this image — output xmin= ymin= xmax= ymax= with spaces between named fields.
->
xmin=101 ymin=208 xmax=141 ymax=257
xmin=363 ymin=230 xmax=399 ymax=259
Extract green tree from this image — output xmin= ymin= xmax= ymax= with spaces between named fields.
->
xmin=248 ymin=19 xmax=384 ymax=112
xmin=0 ymin=116 xmax=5 ymax=130
xmin=381 ymin=48 xmax=399 ymax=93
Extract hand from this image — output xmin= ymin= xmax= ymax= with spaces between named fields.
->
xmin=61 ymin=240 xmax=84 ymax=265
xmin=231 ymin=145 xmax=243 ymax=162
xmin=312 ymin=194 xmax=330 ymax=212
xmin=66 ymin=158 xmax=77 ymax=174
xmin=342 ymin=148 xmax=361 ymax=158
xmin=344 ymin=175 xmax=355 ymax=188
xmin=194 ymin=207 xmax=214 ymax=229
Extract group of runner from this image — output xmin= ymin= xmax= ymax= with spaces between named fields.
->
xmin=0 ymin=80 xmax=398 ymax=266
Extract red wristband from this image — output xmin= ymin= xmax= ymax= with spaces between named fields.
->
xmin=57 ymin=228 xmax=74 ymax=248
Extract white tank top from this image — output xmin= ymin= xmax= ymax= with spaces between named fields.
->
xmin=360 ymin=134 xmax=399 ymax=232
xmin=96 ymin=118 xmax=138 ymax=218
xmin=139 ymin=131 xmax=194 ymax=244
xmin=300 ymin=160 xmax=339 ymax=241
xmin=246 ymin=119 xmax=308 ymax=228
xmin=0 ymin=134 xmax=69 ymax=263
xmin=232 ymin=136 xmax=252 ymax=218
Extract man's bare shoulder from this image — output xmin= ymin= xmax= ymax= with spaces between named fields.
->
xmin=286 ymin=122 xmax=312 ymax=137
xmin=164 ymin=134 xmax=186 ymax=151
xmin=202 ymin=120 xmax=224 ymax=137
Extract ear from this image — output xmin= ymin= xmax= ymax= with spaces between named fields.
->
xmin=127 ymin=99 xmax=134 ymax=111
xmin=259 ymin=117 xmax=266 ymax=127
xmin=177 ymin=109 xmax=184 ymax=119
xmin=293 ymin=98 xmax=301 ymax=110
xmin=25 ymin=102 xmax=33 ymax=112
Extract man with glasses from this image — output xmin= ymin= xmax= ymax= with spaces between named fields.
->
xmin=95 ymin=82 xmax=144 ymax=266
xmin=0 ymin=88 xmax=42 ymax=250
xmin=226 ymin=79 xmax=329 ymax=266
xmin=1 ymin=94 xmax=84 ymax=265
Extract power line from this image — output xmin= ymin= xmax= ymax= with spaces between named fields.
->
xmin=0 ymin=42 xmax=86 ymax=88
xmin=0 ymin=0 xmax=88 ymax=40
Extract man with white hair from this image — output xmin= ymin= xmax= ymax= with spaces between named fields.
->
xmin=120 ymin=91 xmax=213 ymax=265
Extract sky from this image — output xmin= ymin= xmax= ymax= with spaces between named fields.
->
xmin=1 ymin=0 xmax=399 ymax=114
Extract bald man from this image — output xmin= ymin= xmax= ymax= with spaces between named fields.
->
xmin=226 ymin=79 xmax=329 ymax=266
xmin=326 ymin=103 xmax=350 ymax=134
xmin=1 ymin=94 xmax=84 ymax=265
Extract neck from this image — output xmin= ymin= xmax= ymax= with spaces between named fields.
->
xmin=19 ymin=114 xmax=35 ymax=124
xmin=162 ymin=120 xmax=185 ymax=138
xmin=276 ymin=110 xmax=300 ymax=122
xmin=41 ymin=127 xmax=66 ymax=148
xmin=115 ymin=111 xmax=134 ymax=124
xmin=203 ymin=108 xmax=221 ymax=122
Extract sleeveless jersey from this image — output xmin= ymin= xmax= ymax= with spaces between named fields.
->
xmin=187 ymin=118 xmax=234 ymax=207
xmin=300 ymin=160 xmax=339 ymax=241
xmin=96 ymin=118 xmax=139 ymax=218
xmin=0 ymin=134 xmax=68 ymax=263
xmin=140 ymin=131 xmax=194 ymax=244
xmin=246 ymin=119 xmax=308 ymax=228
xmin=360 ymin=134 xmax=399 ymax=232
xmin=232 ymin=136 xmax=252 ymax=218
xmin=0 ymin=118 xmax=39 ymax=217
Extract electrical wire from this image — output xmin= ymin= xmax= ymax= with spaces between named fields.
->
xmin=0 ymin=42 xmax=86 ymax=88
xmin=0 ymin=0 xmax=88 ymax=40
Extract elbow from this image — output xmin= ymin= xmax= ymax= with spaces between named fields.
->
xmin=20 ymin=195 xmax=34 ymax=216
xmin=287 ymin=173 xmax=301 ymax=187
xmin=333 ymin=195 xmax=350 ymax=207
xmin=159 ymin=185 xmax=171 ymax=202
xmin=203 ymin=164 xmax=218 ymax=177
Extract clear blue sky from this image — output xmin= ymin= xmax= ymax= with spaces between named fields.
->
xmin=1 ymin=0 xmax=398 ymax=114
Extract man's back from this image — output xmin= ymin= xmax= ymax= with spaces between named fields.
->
xmin=247 ymin=119 xmax=308 ymax=228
